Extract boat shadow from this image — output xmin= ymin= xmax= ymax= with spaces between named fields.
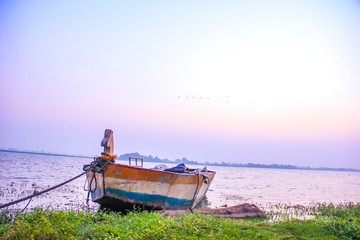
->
xmin=98 ymin=196 xmax=210 ymax=214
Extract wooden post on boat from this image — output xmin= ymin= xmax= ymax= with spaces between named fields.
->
xmin=101 ymin=129 xmax=114 ymax=155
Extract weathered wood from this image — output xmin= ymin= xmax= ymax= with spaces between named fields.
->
xmin=101 ymin=129 xmax=114 ymax=155
xmin=87 ymin=163 xmax=216 ymax=210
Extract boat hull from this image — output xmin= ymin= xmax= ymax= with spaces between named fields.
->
xmin=86 ymin=163 xmax=215 ymax=210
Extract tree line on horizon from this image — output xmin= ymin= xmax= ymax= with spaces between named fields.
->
xmin=1 ymin=148 xmax=358 ymax=172
xmin=118 ymin=152 xmax=359 ymax=172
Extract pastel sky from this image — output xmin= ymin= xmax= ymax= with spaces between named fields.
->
xmin=1 ymin=0 xmax=359 ymax=169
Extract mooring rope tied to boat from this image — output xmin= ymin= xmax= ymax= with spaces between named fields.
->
xmin=189 ymin=171 xmax=201 ymax=213
xmin=0 ymin=155 xmax=114 ymax=210
xmin=85 ymin=171 xmax=99 ymax=206
xmin=19 ymin=190 xmax=38 ymax=213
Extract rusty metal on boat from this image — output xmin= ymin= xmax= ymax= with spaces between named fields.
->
xmin=84 ymin=129 xmax=216 ymax=210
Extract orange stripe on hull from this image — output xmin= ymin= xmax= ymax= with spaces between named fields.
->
xmin=104 ymin=164 xmax=203 ymax=185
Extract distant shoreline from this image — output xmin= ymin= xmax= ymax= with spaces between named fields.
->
xmin=0 ymin=149 xmax=92 ymax=159
xmin=1 ymin=149 xmax=359 ymax=172
xmin=117 ymin=152 xmax=360 ymax=172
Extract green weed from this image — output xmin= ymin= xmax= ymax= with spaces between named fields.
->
xmin=0 ymin=203 xmax=359 ymax=239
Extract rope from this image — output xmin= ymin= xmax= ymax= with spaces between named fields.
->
xmin=0 ymin=172 xmax=87 ymax=210
xmin=88 ymin=172 xmax=97 ymax=192
xmin=86 ymin=172 xmax=97 ymax=206
xmin=84 ymin=155 xmax=115 ymax=206
xmin=0 ymin=155 xmax=115 ymax=210
xmin=189 ymin=171 xmax=201 ymax=212
xmin=20 ymin=194 xmax=34 ymax=213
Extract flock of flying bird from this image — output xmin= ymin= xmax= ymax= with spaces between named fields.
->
xmin=177 ymin=95 xmax=230 ymax=104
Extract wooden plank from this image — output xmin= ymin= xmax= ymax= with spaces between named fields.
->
xmin=101 ymin=129 xmax=114 ymax=155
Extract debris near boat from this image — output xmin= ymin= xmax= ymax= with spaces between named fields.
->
xmin=161 ymin=203 xmax=264 ymax=218
xmin=84 ymin=129 xmax=216 ymax=211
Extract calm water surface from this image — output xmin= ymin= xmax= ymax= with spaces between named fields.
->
xmin=1 ymin=152 xmax=359 ymax=211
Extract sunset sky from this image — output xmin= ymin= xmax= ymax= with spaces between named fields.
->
xmin=1 ymin=0 xmax=359 ymax=169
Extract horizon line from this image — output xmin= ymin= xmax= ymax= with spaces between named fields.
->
xmin=1 ymin=148 xmax=359 ymax=172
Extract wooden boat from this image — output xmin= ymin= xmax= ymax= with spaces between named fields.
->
xmin=84 ymin=130 xmax=216 ymax=210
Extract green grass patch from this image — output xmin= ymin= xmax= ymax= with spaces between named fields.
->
xmin=1 ymin=203 xmax=359 ymax=239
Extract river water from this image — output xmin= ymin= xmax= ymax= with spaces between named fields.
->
xmin=1 ymin=151 xmax=359 ymax=211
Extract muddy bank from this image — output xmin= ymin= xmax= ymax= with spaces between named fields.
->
xmin=161 ymin=203 xmax=264 ymax=218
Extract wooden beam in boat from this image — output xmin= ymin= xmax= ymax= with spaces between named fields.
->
xmin=101 ymin=129 xmax=114 ymax=156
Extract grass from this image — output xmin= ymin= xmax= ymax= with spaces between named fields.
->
xmin=0 ymin=202 xmax=359 ymax=239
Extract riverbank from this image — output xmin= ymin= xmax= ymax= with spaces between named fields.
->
xmin=1 ymin=202 xmax=359 ymax=239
